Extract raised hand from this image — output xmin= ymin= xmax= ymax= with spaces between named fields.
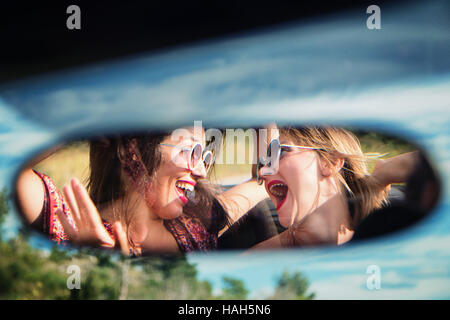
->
xmin=56 ymin=177 xmax=130 ymax=256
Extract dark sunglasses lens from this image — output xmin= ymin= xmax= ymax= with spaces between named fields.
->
xmin=267 ymin=140 xmax=280 ymax=166
xmin=203 ymin=152 xmax=213 ymax=171
xmin=191 ymin=144 xmax=203 ymax=168
xmin=256 ymin=158 xmax=265 ymax=184
xmin=257 ymin=157 xmax=263 ymax=169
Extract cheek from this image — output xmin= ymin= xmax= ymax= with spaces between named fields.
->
xmin=141 ymin=172 xmax=171 ymax=209
xmin=150 ymin=177 xmax=172 ymax=206
xmin=140 ymin=184 xmax=157 ymax=211
xmin=144 ymin=180 xmax=178 ymax=217
xmin=148 ymin=162 xmax=184 ymax=206
xmin=279 ymin=155 xmax=319 ymax=192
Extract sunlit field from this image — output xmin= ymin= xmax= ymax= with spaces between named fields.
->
xmin=34 ymin=142 xmax=90 ymax=191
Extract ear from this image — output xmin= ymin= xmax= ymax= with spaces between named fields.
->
xmin=334 ymin=158 xmax=345 ymax=173
xmin=117 ymin=138 xmax=138 ymax=165
xmin=319 ymin=157 xmax=345 ymax=177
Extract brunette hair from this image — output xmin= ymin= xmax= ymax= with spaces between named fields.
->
xmin=279 ymin=126 xmax=388 ymax=228
xmin=87 ymin=132 xmax=230 ymax=248
xmin=87 ymin=133 xmax=164 ymax=207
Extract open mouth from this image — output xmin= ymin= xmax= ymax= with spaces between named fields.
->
xmin=267 ymin=180 xmax=288 ymax=210
xmin=175 ymin=180 xmax=196 ymax=204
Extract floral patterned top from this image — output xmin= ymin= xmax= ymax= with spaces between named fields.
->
xmin=33 ymin=170 xmax=217 ymax=253
xmin=34 ymin=170 xmax=75 ymax=244
xmin=164 ymin=215 xmax=217 ymax=253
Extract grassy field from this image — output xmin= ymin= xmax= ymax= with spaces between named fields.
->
xmin=355 ymin=131 xmax=416 ymax=173
xmin=33 ymin=142 xmax=91 ymax=191
xmin=33 ymin=129 xmax=416 ymax=191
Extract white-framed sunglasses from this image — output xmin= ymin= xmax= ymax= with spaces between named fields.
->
xmin=256 ymin=139 xmax=324 ymax=184
xmin=160 ymin=142 xmax=214 ymax=174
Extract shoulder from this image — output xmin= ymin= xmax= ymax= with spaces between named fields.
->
xmin=18 ymin=170 xmax=76 ymax=243
xmin=16 ymin=169 xmax=46 ymax=225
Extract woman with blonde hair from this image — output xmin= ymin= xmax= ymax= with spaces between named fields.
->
xmin=250 ymin=125 xmax=417 ymax=249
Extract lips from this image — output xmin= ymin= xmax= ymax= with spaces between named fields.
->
xmin=267 ymin=180 xmax=288 ymax=211
xmin=175 ymin=180 xmax=196 ymax=204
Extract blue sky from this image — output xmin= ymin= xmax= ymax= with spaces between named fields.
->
xmin=0 ymin=0 xmax=449 ymax=299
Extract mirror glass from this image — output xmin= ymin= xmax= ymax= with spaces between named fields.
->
xmin=14 ymin=124 xmax=441 ymax=255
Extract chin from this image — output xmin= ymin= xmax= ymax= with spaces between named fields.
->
xmin=277 ymin=206 xmax=295 ymax=228
xmin=164 ymin=206 xmax=184 ymax=219
xmin=155 ymin=201 xmax=184 ymax=220
xmin=275 ymin=194 xmax=296 ymax=228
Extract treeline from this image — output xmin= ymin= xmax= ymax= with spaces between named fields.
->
xmin=0 ymin=188 xmax=314 ymax=300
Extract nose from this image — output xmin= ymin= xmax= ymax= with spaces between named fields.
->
xmin=258 ymin=159 xmax=278 ymax=179
xmin=191 ymin=160 xmax=207 ymax=179
xmin=258 ymin=166 xmax=270 ymax=182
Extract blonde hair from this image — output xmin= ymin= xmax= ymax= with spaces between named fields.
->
xmin=279 ymin=126 xmax=388 ymax=229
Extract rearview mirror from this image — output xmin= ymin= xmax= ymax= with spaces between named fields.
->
xmin=14 ymin=124 xmax=441 ymax=255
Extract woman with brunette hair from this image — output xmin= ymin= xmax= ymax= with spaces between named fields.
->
xmin=16 ymin=127 xmax=231 ymax=255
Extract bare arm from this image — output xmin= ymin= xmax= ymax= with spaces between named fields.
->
xmin=16 ymin=169 xmax=45 ymax=225
xmin=15 ymin=144 xmax=63 ymax=225
xmin=372 ymin=151 xmax=420 ymax=188
xmin=216 ymin=178 xmax=268 ymax=224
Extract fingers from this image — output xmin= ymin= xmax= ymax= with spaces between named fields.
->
xmin=63 ymin=178 xmax=115 ymax=248
xmin=62 ymin=183 xmax=82 ymax=227
xmin=56 ymin=208 xmax=78 ymax=241
xmin=99 ymin=237 xmax=115 ymax=249
xmin=70 ymin=178 xmax=104 ymax=230
xmin=57 ymin=207 xmax=114 ymax=248
xmin=113 ymin=221 xmax=130 ymax=256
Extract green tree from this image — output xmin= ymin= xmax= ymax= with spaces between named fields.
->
xmin=0 ymin=235 xmax=70 ymax=299
xmin=0 ymin=188 xmax=230 ymax=300
xmin=49 ymin=244 xmax=70 ymax=262
xmin=77 ymin=266 xmax=120 ymax=299
xmin=129 ymin=255 xmax=214 ymax=300
xmin=218 ymin=276 xmax=249 ymax=300
xmin=0 ymin=188 xmax=10 ymax=240
xmin=270 ymin=269 xmax=315 ymax=300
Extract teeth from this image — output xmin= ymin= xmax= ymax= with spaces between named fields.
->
xmin=175 ymin=181 xmax=194 ymax=192
xmin=270 ymin=183 xmax=286 ymax=188
xmin=269 ymin=183 xmax=287 ymax=191
xmin=269 ymin=183 xmax=288 ymax=197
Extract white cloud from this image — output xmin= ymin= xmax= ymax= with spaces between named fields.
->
xmin=248 ymin=286 xmax=275 ymax=300
xmin=395 ymin=234 xmax=450 ymax=257
xmin=189 ymin=231 xmax=450 ymax=299
xmin=0 ymin=100 xmax=53 ymax=159
xmin=0 ymin=131 xmax=52 ymax=158
xmin=217 ymin=79 xmax=450 ymax=127
xmin=310 ymin=271 xmax=450 ymax=299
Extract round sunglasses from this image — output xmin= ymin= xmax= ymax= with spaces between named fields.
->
xmin=160 ymin=142 xmax=214 ymax=174
xmin=256 ymin=139 xmax=324 ymax=184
